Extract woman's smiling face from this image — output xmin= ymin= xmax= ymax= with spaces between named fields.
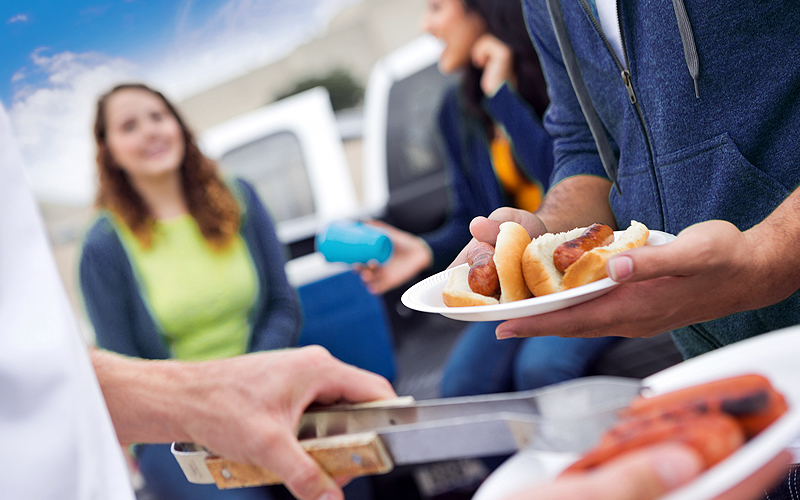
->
xmin=103 ymin=87 xmax=185 ymax=182
xmin=422 ymin=0 xmax=487 ymax=74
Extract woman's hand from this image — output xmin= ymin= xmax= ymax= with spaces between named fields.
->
xmin=356 ymin=220 xmax=433 ymax=295
xmin=471 ymin=33 xmax=516 ymax=96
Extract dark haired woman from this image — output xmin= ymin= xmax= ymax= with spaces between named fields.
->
xmin=359 ymin=0 xmax=618 ymax=397
xmin=79 ymin=83 xmax=300 ymax=500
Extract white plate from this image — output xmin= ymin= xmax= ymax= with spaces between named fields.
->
xmin=646 ymin=327 xmax=800 ymax=500
xmin=401 ymin=230 xmax=677 ymax=322
xmin=474 ymin=326 xmax=800 ymax=500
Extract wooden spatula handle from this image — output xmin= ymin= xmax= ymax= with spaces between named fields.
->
xmin=204 ymin=431 xmax=394 ymax=489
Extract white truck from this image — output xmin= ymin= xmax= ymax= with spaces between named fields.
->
xmin=199 ymin=36 xmax=458 ymax=386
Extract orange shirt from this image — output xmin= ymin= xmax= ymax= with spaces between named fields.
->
xmin=490 ymin=133 xmax=543 ymax=212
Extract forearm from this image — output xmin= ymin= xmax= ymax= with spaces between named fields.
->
xmin=90 ymin=348 xmax=195 ymax=445
xmin=743 ymin=187 xmax=800 ymax=308
xmin=536 ymin=175 xmax=616 ymax=233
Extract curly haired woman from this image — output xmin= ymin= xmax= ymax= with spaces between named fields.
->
xmin=79 ymin=83 xmax=300 ymax=500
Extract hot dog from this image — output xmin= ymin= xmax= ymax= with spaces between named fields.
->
xmin=466 ymin=242 xmax=501 ymax=298
xmin=565 ymin=410 xmax=746 ymax=473
xmin=553 ymin=223 xmax=615 ymax=273
xmin=442 ymin=222 xmax=533 ymax=307
xmin=622 ymin=373 xmax=788 ymax=439
xmin=561 ymin=373 xmax=788 ymax=475
xmin=522 ymin=220 xmax=649 ymax=297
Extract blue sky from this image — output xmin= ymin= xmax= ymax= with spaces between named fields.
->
xmin=2 ymin=0 xmax=361 ymax=205
xmin=1 ymin=0 xmax=222 ymax=106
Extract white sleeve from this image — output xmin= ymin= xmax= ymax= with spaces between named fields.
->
xmin=0 ymin=104 xmax=135 ymax=500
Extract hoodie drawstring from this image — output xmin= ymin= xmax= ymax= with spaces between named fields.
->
xmin=671 ymin=0 xmax=700 ymax=98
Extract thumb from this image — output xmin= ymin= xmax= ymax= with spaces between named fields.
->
xmin=606 ymin=237 xmax=704 ymax=283
xmin=261 ymin=432 xmax=342 ymax=500
xmin=470 ymin=207 xmax=546 ymax=245
xmin=469 ymin=217 xmax=502 ymax=246
xmin=362 ymin=219 xmax=407 ymax=241
xmin=506 ymin=444 xmax=703 ymax=500
xmin=584 ymin=443 xmax=703 ymax=500
xmin=470 ymin=33 xmax=493 ymax=69
xmin=608 ymin=220 xmax=743 ymax=283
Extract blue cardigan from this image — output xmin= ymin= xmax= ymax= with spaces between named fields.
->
xmin=79 ymin=178 xmax=301 ymax=359
xmin=523 ymin=0 xmax=800 ymax=357
xmin=422 ymin=82 xmax=555 ymax=270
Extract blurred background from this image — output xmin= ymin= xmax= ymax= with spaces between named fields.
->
xmin=2 ymin=0 xmax=429 ymax=321
xmin=2 ymin=2 xmax=684 ymax=497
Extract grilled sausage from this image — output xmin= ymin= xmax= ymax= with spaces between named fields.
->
xmin=553 ymin=223 xmax=615 ymax=274
xmin=563 ymin=410 xmax=746 ymax=473
xmin=561 ymin=374 xmax=788 ymax=476
xmin=467 ymin=242 xmax=501 ymax=298
xmin=623 ymin=374 xmax=788 ymax=438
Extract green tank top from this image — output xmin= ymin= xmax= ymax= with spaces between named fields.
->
xmin=116 ymin=214 xmax=257 ymax=361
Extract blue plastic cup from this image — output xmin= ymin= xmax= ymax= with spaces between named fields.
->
xmin=315 ymin=221 xmax=393 ymax=265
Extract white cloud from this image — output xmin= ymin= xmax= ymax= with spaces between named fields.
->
xmin=8 ymin=51 xmax=141 ymax=206
xmin=149 ymin=0 xmax=363 ymax=98
xmin=8 ymin=14 xmax=29 ymax=24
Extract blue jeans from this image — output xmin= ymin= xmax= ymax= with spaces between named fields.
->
xmin=440 ymin=321 xmax=620 ymax=397
xmin=765 ymin=465 xmax=800 ymax=500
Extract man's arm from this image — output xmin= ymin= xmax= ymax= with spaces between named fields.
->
xmin=535 ymin=176 xmax=616 ymax=232
xmin=91 ymin=346 xmax=397 ymax=500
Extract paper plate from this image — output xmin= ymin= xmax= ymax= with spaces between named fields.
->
xmin=473 ymin=326 xmax=800 ymax=500
xmin=401 ymin=230 xmax=676 ymax=322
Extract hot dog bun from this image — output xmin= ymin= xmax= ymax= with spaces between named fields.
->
xmin=521 ymin=226 xmax=585 ymax=296
xmin=442 ymin=222 xmax=533 ymax=307
xmin=495 ymin=222 xmax=535 ymax=302
xmin=522 ymin=220 xmax=649 ymax=296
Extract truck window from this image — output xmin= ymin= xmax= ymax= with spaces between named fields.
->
xmin=382 ymin=63 xmax=457 ymax=234
xmin=217 ymin=131 xmax=315 ymax=224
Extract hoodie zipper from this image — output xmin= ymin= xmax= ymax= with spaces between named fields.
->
xmin=578 ymin=0 xmax=663 ymax=226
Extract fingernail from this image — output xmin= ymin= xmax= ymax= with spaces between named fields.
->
xmin=316 ymin=492 xmax=339 ymax=500
xmin=652 ymin=445 xmax=703 ymax=489
xmin=496 ymin=328 xmax=515 ymax=340
xmin=608 ymin=255 xmax=633 ymax=281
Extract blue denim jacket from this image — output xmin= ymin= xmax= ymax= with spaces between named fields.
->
xmin=523 ymin=0 xmax=800 ymax=357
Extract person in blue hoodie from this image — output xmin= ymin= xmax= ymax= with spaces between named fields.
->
xmin=359 ymin=0 xmax=619 ymax=398
xmin=476 ymin=0 xmax=800 ymax=373
xmin=465 ymin=0 xmax=800 ymax=496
